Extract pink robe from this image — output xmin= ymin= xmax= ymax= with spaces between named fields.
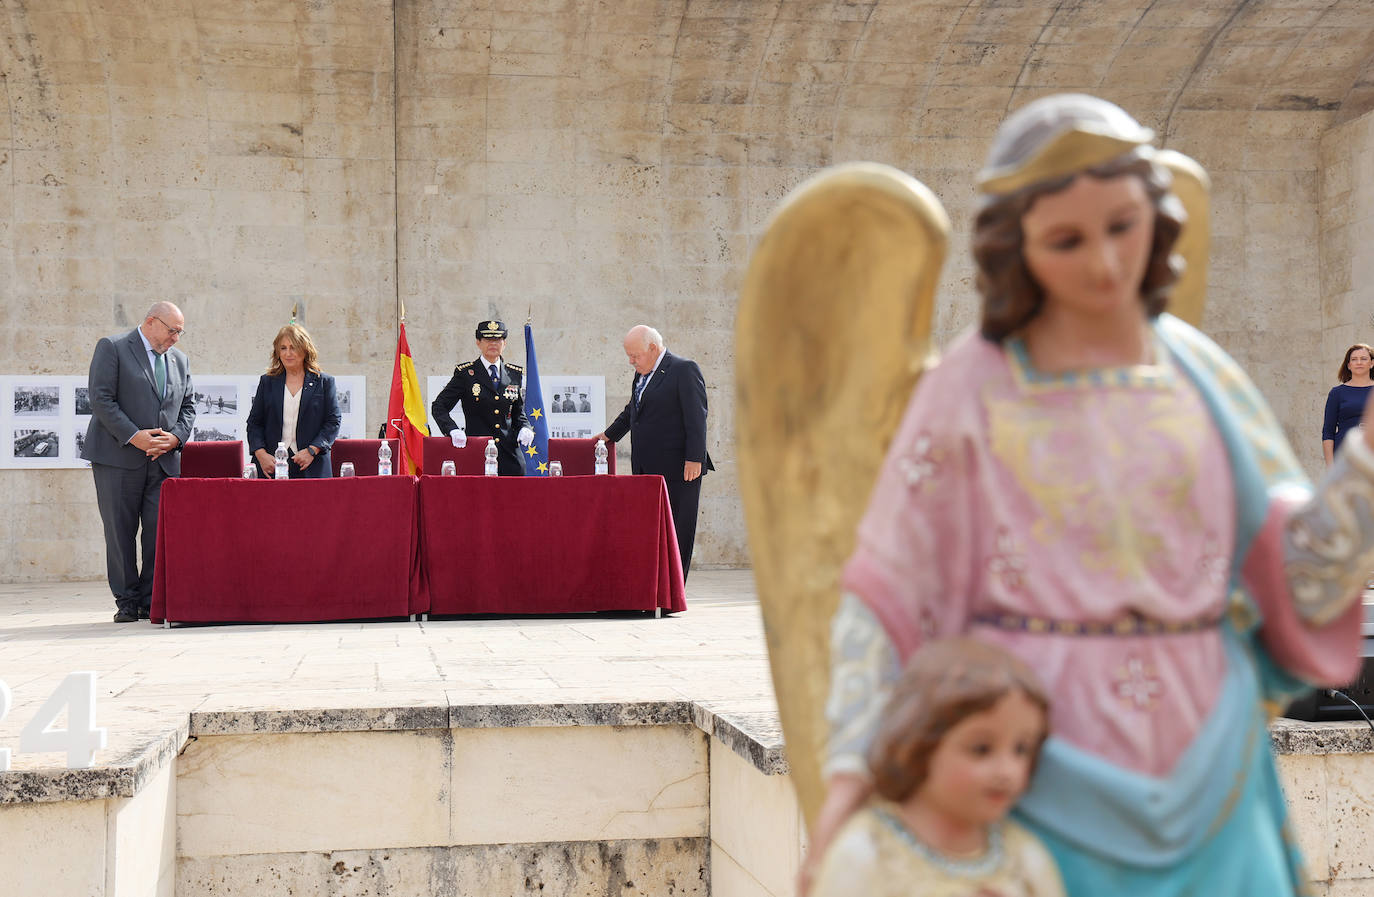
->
xmin=842 ymin=327 xmax=1363 ymax=778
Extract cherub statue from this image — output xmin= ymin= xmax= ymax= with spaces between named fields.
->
xmin=810 ymin=638 xmax=1064 ymax=897
xmin=736 ymin=93 xmax=1374 ymax=895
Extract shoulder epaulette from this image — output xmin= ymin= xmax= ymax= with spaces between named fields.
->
xmin=456 ymin=361 xmax=473 ymax=370
xmin=506 ymin=362 xmax=524 ymax=373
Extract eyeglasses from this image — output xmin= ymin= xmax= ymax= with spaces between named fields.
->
xmin=153 ymin=316 xmax=186 ymax=337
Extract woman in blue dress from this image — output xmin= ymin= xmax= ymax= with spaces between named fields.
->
xmin=1322 ymin=343 xmax=1372 ymax=465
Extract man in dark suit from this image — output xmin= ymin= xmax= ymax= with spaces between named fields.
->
xmin=82 ymin=302 xmax=196 ymax=623
xmin=432 ymin=319 xmax=533 ymax=476
xmin=597 ymin=325 xmax=713 ymax=578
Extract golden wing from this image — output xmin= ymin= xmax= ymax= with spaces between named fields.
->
xmin=735 ymin=163 xmax=949 ymax=827
xmin=1156 ymin=150 xmax=1210 ymax=328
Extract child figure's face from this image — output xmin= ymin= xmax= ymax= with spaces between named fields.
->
xmin=914 ymin=690 xmax=1045 ymax=828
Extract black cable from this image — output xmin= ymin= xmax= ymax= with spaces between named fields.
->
xmin=1326 ymin=689 xmax=1374 ymax=735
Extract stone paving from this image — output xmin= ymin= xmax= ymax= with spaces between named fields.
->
xmin=0 ymin=570 xmax=776 ymax=777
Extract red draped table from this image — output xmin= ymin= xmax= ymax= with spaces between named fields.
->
xmin=418 ymin=475 xmax=687 ymax=615
xmin=152 ymin=477 xmax=427 ymax=624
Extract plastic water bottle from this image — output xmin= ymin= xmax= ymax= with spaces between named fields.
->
xmin=594 ymin=439 xmax=608 ymax=476
xmin=484 ymin=440 xmax=498 ymax=477
xmin=274 ymin=442 xmax=288 ymax=480
xmin=378 ymin=440 xmax=392 ymax=476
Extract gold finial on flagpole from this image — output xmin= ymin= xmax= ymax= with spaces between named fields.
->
xmin=400 ymin=299 xmax=406 ymax=323
xmin=289 ymin=302 xmax=298 ymax=324
xmin=526 ymin=305 xmax=532 ymax=326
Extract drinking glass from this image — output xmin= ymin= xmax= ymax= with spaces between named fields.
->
xmin=549 ymin=461 xmax=563 ymax=477
xmin=441 ymin=460 xmax=456 ymax=476
xmin=340 ymin=461 xmax=355 ymax=477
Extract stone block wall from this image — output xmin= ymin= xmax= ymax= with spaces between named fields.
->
xmin=1320 ymin=109 xmax=1374 ymax=419
xmin=1 ymin=1 xmax=1372 ymax=580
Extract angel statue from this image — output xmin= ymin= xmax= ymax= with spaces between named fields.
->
xmin=736 ymin=93 xmax=1374 ymax=896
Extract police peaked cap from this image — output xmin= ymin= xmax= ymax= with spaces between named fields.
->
xmin=475 ymin=320 xmax=508 ymax=340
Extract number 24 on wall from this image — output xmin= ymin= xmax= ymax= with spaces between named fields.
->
xmin=0 ymin=672 xmax=108 ymax=771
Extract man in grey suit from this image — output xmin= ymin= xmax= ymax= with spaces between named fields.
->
xmin=82 ymin=302 xmax=196 ymax=623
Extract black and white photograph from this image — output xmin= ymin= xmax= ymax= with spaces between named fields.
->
xmin=192 ymin=425 xmax=238 ymax=443
xmin=548 ymin=384 xmax=593 ymax=415
xmin=541 ymin=375 xmax=605 ymax=433
xmin=75 ymin=386 xmax=91 ymax=416
xmin=14 ymin=428 xmax=59 ymax=458
xmin=194 ymin=385 xmax=239 ymax=416
xmin=14 ymin=385 xmax=60 ymax=416
xmin=75 ymin=428 xmax=87 ymax=456
xmin=337 ymin=386 xmax=352 ymax=414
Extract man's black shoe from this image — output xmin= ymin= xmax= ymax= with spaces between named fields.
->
xmin=137 ymin=606 xmax=151 ymax=620
xmin=113 ymin=610 xmax=139 ymax=623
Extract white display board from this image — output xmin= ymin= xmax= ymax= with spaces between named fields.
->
xmin=426 ymin=373 xmax=606 ymax=437
xmin=3 ymin=376 xmax=83 ymax=469
xmin=0 ymin=374 xmax=367 ymax=469
xmin=541 ymin=375 xmax=607 ymax=438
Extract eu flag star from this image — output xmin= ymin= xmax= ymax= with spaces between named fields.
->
xmin=537 ymin=461 xmax=548 ymax=473
xmin=525 ymin=444 xmax=538 ymax=457
xmin=531 ymin=408 xmax=543 ymax=420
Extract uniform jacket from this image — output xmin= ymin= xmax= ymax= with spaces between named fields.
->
xmin=432 ymin=358 xmax=530 ymax=475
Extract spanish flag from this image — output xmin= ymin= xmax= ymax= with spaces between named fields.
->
xmin=386 ymin=322 xmax=429 ymax=475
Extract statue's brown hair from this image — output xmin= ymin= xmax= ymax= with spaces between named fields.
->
xmin=867 ymin=638 xmax=1049 ymax=802
xmin=973 ymin=155 xmax=1185 ymax=343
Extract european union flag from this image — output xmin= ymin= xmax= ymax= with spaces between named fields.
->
xmin=522 ymin=323 xmax=552 ymax=475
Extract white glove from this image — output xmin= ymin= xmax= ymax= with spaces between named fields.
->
xmin=517 ymin=427 xmax=535 ymax=447
xmin=450 ymin=429 xmax=467 ymax=448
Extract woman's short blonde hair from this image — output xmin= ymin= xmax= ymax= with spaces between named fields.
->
xmin=267 ymin=323 xmax=322 ymax=375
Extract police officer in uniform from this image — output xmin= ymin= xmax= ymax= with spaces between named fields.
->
xmin=431 ymin=320 xmax=534 ymax=476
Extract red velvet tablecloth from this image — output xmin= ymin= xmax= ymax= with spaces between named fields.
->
xmin=419 ymin=475 xmax=686 ymax=615
xmin=152 ymin=477 xmax=428 ymax=623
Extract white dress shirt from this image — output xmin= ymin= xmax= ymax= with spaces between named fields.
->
xmin=281 ymin=381 xmax=303 ymax=454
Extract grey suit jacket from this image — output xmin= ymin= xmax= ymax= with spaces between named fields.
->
xmin=81 ymin=328 xmax=196 ymax=475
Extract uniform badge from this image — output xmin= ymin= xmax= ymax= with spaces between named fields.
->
xmin=503 ymin=385 xmax=520 ymax=402
xmin=471 ymin=383 xmax=482 ymax=398
xmin=468 ymin=369 xmax=475 ymax=377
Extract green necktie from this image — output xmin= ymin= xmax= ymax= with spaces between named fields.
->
xmin=154 ymin=352 xmax=166 ymax=399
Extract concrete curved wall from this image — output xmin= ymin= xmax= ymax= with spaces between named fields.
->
xmin=1 ymin=0 xmax=1372 ymax=578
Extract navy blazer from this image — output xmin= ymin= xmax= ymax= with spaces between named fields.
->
xmin=604 ymin=351 xmax=714 ymax=482
xmin=246 ymin=371 xmax=342 ymax=478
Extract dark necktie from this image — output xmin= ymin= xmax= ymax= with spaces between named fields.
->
xmin=154 ymin=352 xmax=166 ymax=399
xmin=489 ymin=364 xmax=499 ymax=391
xmin=634 ymin=373 xmax=648 ymax=405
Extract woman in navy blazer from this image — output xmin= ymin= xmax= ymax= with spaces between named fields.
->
xmin=246 ymin=323 xmax=342 ymax=478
